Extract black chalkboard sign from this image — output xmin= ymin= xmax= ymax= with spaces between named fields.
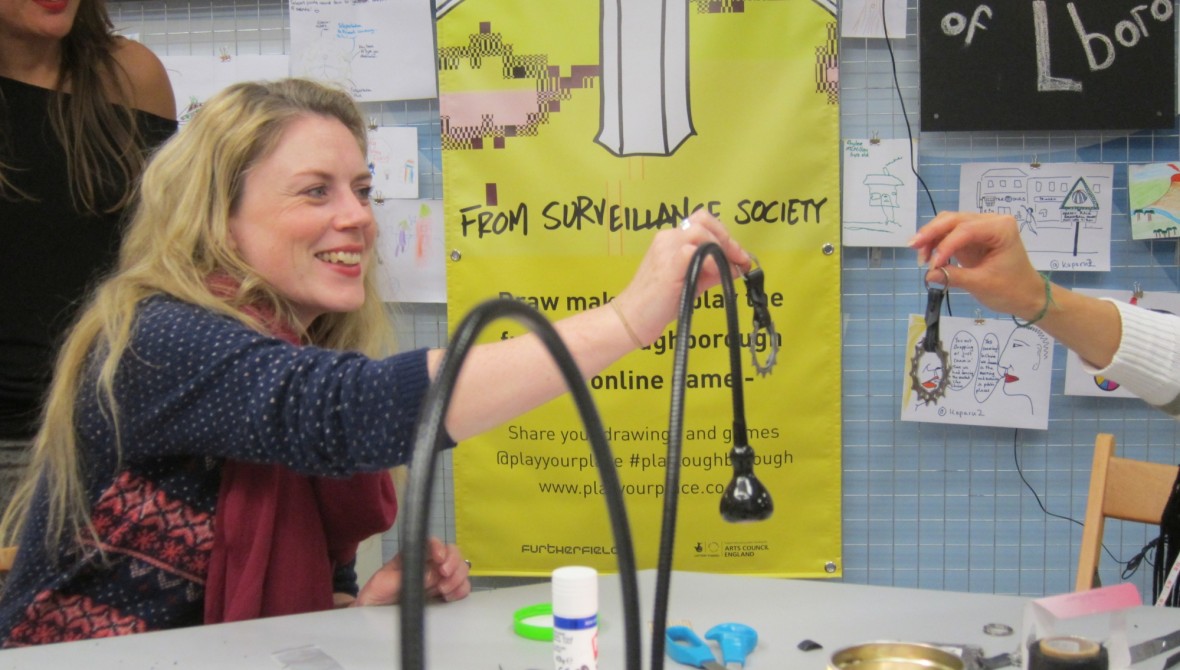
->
xmin=920 ymin=0 xmax=1175 ymax=131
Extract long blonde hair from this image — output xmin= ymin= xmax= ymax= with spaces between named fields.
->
xmin=0 ymin=0 xmax=149 ymax=213
xmin=0 ymin=78 xmax=396 ymax=553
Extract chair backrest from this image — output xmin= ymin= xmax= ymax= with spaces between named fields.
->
xmin=1076 ymin=433 xmax=1180 ymax=591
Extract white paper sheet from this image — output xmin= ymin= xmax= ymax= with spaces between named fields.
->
xmin=160 ymin=54 xmax=290 ymax=126
xmin=374 ymin=199 xmax=446 ymax=303
xmin=901 ymin=315 xmax=1054 ymax=430
xmin=289 ymin=0 xmax=437 ymax=102
xmin=958 ymin=162 xmax=1114 ymax=272
xmin=840 ymin=0 xmax=907 ymax=39
xmin=841 ymin=138 xmax=918 ymax=247
xmin=367 ymin=126 xmax=419 ymax=200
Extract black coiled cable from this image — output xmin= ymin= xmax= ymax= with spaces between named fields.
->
xmin=399 ymin=298 xmax=643 ymax=670
xmin=650 ymin=241 xmax=761 ymax=670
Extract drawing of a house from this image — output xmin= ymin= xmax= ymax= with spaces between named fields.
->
xmin=975 ymin=168 xmax=1029 ymax=222
xmin=1026 ymin=175 xmax=1077 ymax=226
xmin=974 ymin=169 xmax=1107 ymax=238
xmin=863 ymin=167 xmax=903 ymax=225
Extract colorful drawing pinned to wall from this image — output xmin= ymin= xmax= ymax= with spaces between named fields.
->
xmin=1129 ymin=163 xmax=1180 ymax=240
xmin=374 ymin=199 xmax=445 ymax=303
xmin=901 ymin=315 xmax=1054 ymax=430
xmin=367 ymin=126 xmax=419 ymax=200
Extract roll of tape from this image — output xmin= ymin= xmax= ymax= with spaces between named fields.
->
xmin=513 ymin=603 xmax=553 ymax=641
xmin=1028 ymin=636 xmax=1109 ymax=670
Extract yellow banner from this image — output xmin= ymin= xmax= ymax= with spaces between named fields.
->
xmin=438 ymin=0 xmax=841 ymax=577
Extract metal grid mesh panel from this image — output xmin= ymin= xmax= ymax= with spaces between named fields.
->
xmin=840 ymin=4 xmax=1180 ymax=596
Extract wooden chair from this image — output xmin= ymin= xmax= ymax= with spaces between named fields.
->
xmin=0 ymin=546 xmax=15 ymax=573
xmin=1076 ymin=433 xmax=1180 ymax=591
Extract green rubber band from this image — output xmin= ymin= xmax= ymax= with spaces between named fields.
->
xmin=513 ymin=603 xmax=553 ymax=641
xmin=1012 ymin=272 xmax=1054 ymax=328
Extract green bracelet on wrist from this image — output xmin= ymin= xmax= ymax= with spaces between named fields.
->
xmin=1011 ymin=272 xmax=1054 ymax=328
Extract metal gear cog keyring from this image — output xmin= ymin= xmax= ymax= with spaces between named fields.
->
xmin=741 ymin=255 xmax=778 ymax=376
xmin=909 ymin=266 xmax=952 ymax=405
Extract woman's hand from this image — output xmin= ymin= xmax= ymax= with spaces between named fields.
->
xmin=909 ymin=210 xmax=1124 ymax=368
xmin=909 ymin=211 xmax=1047 ymax=320
xmin=353 ymin=536 xmax=472 ymax=606
xmin=612 ymin=210 xmax=752 ymax=346
xmin=433 ymin=210 xmax=752 ymax=442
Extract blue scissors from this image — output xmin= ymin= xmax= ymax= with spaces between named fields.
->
xmin=666 ymin=622 xmax=758 ymax=669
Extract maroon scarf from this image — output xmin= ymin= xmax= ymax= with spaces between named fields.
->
xmin=203 ymin=282 xmax=398 ymax=623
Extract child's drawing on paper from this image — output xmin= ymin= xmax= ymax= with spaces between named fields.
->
xmin=901 ymin=315 xmax=1054 ymax=430
xmin=842 ymin=138 xmax=917 ymax=247
xmin=958 ymin=162 xmax=1113 ymax=271
xmin=367 ymin=126 xmax=419 ymax=200
xmin=1129 ymin=163 xmax=1180 ymax=240
xmin=413 ymin=205 xmax=434 ymax=261
xmin=375 ymin=199 xmax=446 ymax=303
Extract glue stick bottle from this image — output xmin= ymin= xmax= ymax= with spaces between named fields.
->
xmin=552 ymin=565 xmax=598 ymax=670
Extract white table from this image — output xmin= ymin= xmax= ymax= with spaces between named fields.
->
xmin=1 ymin=571 xmax=1178 ymax=669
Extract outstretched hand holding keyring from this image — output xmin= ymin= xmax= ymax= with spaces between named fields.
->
xmin=436 ymin=210 xmax=756 ymax=442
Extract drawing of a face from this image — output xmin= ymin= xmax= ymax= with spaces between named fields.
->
xmin=998 ymin=328 xmax=1048 ymax=407
xmin=918 ymin=351 xmax=943 ymax=390
xmin=909 ymin=342 xmax=950 ymax=406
